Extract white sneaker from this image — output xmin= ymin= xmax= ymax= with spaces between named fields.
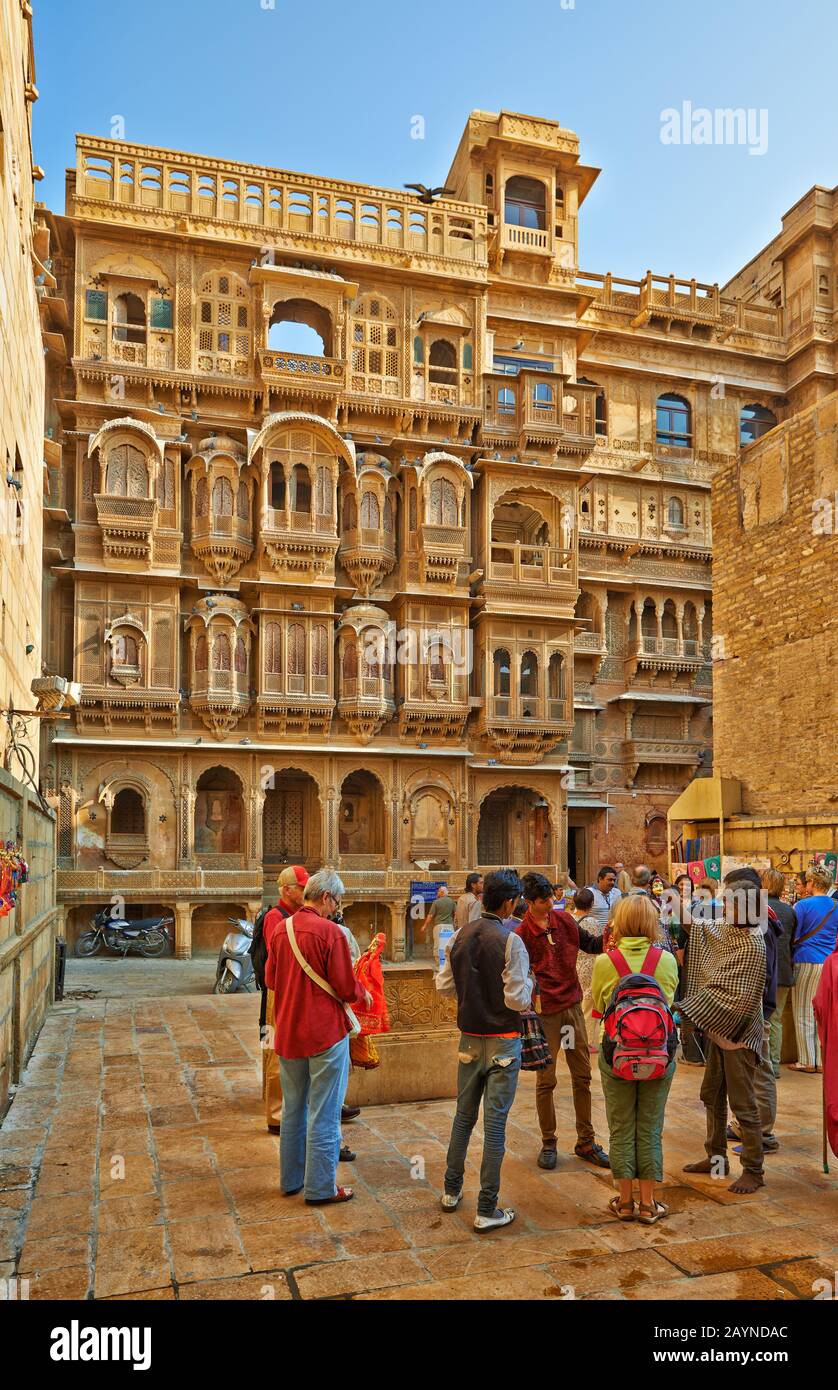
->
xmin=440 ymin=1191 xmax=462 ymax=1211
xmin=473 ymin=1207 xmax=516 ymax=1232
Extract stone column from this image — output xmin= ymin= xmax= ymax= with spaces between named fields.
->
xmin=388 ymin=900 xmax=407 ymax=964
xmin=174 ymin=904 xmax=192 ymax=959
xmin=178 ymin=784 xmax=195 ymax=867
xmin=655 ymin=602 xmax=664 ymax=648
xmin=248 ymin=788 xmax=265 ymax=865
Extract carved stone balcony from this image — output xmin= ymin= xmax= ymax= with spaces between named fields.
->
xmin=478 ymin=694 xmax=573 ymax=764
xmin=485 ymin=542 xmax=577 ymax=609
xmin=625 ymin=635 xmax=707 ymax=681
xmin=75 ymin=687 xmax=180 ymax=734
xmin=255 ymin=695 xmax=335 ymax=738
xmin=95 ymin=494 xmax=157 ymax=562
xmin=399 ymin=671 xmax=470 ymax=744
xmin=416 ymin=523 xmax=468 ymax=588
xmin=500 ymin=224 xmax=551 ymax=255
xmin=260 ymin=507 xmax=339 ymax=582
xmin=189 ymin=668 xmax=250 ymax=739
xmin=258 ymin=348 xmax=346 ymax=398
xmin=623 ymin=737 xmax=703 ymax=787
xmin=338 ymin=672 xmax=396 ymax=744
xmin=482 ymin=375 xmax=597 ymax=453
xmin=191 ymin=512 xmax=254 ymax=584
xmin=339 ymin=527 xmax=397 ymax=596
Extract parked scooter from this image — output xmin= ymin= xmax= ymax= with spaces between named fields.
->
xmin=75 ymin=906 xmax=173 ymax=958
xmin=213 ymin=917 xmax=256 ymax=994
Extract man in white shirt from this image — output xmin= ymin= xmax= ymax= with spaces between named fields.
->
xmin=455 ymin=873 xmax=483 ymax=929
xmin=585 ymin=866 xmax=622 ymax=928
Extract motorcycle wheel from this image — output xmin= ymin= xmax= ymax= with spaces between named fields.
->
xmin=75 ymin=932 xmax=102 ymax=958
xmin=140 ymin=931 xmax=168 ymax=958
xmin=215 ymin=970 xmax=237 ymax=994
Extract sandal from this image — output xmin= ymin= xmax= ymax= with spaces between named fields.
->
xmin=637 ymin=1200 xmax=669 ymax=1225
xmin=608 ymin=1195 xmax=635 ymax=1222
xmin=305 ymin=1186 xmax=354 ymax=1205
xmin=791 ymin=1064 xmax=821 ymax=1073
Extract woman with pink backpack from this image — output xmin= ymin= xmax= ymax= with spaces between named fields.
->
xmin=592 ymin=895 xmax=679 ymax=1225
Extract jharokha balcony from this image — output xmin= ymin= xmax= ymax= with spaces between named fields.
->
xmin=191 ymin=510 xmax=254 ymax=584
xmin=339 ymin=526 xmax=397 ymax=596
xmin=482 ymin=374 xmax=597 ymax=453
xmin=260 ymin=505 xmax=339 ymax=582
xmin=94 ymin=493 xmax=157 ymax=562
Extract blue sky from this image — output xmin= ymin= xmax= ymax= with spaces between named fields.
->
xmin=32 ymin=0 xmax=838 ymax=285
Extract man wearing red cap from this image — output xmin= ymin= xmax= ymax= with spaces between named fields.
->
xmin=262 ymin=866 xmax=309 ymax=1133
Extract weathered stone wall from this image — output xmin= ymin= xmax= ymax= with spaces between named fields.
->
xmin=712 ymin=394 xmax=838 ymax=816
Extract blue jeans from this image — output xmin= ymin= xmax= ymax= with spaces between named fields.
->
xmin=444 ymin=1033 xmax=521 ymax=1216
xmin=278 ymin=1035 xmax=350 ymax=1200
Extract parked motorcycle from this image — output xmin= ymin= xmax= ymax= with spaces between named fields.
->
xmin=75 ymin=907 xmax=173 ymax=959
xmin=213 ymin=917 xmax=256 ymax=994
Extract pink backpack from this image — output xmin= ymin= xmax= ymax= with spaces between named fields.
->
xmin=601 ymin=946 xmax=676 ymax=1081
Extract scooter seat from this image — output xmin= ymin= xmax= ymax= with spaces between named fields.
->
xmin=112 ymin=916 xmax=168 ymax=931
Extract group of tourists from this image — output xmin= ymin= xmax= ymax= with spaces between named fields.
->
xmin=254 ymin=855 xmax=838 ymax=1228
xmin=435 ymin=860 xmax=838 ymax=1229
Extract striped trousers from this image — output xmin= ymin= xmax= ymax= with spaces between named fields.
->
xmin=792 ymin=962 xmax=823 ymax=1068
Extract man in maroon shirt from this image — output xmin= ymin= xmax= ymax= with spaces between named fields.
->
xmin=262 ymin=865 xmax=309 ymax=1133
xmin=265 ymin=868 xmax=370 ymax=1204
xmin=517 ymin=871 xmax=610 ymax=1171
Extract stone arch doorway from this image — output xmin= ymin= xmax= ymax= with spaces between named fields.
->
xmin=477 ymin=786 xmax=552 ymax=868
xmin=262 ymin=769 xmax=322 ymax=873
xmin=194 ymin=766 xmax=244 ymax=859
xmin=339 ymin=769 xmax=385 ymax=860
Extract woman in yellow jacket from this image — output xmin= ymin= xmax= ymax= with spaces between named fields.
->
xmin=592 ymin=894 xmax=679 ymax=1225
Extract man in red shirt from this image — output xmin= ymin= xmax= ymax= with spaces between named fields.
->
xmin=517 ymin=871 xmax=610 ymax=1171
xmin=265 ymin=868 xmax=370 ymax=1204
xmin=261 ymin=866 xmax=309 ymax=1133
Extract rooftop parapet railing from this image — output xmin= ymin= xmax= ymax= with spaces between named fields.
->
xmin=577 ymin=270 xmax=784 ymax=340
xmin=73 ymin=137 xmax=488 ymax=268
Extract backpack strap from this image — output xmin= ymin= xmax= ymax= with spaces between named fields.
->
xmin=640 ymin=945 xmax=664 ymax=975
xmin=607 ymin=947 xmax=632 ymax=978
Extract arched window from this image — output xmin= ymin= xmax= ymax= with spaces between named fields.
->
xmin=105 ymin=443 xmax=148 ymax=498
xmin=235 ymin=636 xmax=247 ymax=674
xmin=212 ymin=476 xmax=233 ymax=516
xmin=111 ymin=632 xmax=139 ymax=668
xmin=548 ymin=652 xmax=564 ymax=702
xmin=498 ymin=386 xmax=516 ymax=416
xmin=493 ymin=648 xmax=511 ymax=696
xmin=198 ymin=271 xmax=250 ymax=369
xmin=195 ymin=634 xmax=208 ymax=671
xmin=342 ymin=641 xmax=358 ymax=682
xmin=288 ymin=623 xmax=306 ymax=676
xmin=111 ymin=787 xmax=145 ymax=835
xmin=428 ymin=638 xmax=447 ymax=684
xmin=195 ymin=476 xmax=208 ymax=517
xmin=428 ymin=477 xmax=458 ymax=526
xmin=520 ymin=650 xmax=539 ymax=697
xmin=236 ymin=480 xmax=249 ymax=520
xmin=656 ymin=393 xmax=692 ymax=448
xmin=362 ymin=629 xmax=382 ymax=678
xmin=270 ymin=462 xmax=285 ymax=510
xmin=267 ymin=298 xmax=330 ymax=356
xmin=383 ymin=496 xmax=393 ymax=533
xmin=312 ymin=625 xmax=328 ymax=678
xmin=360 ymin=491 xmax=380 ymax=529
xmin=290 ymin=464 xmax=311 ymax=513
xmin=532 ymin=382 xmax=554 ymax=410
xmin=413 ymin=335 xmax=424 ymax=364
xmin=350 ymin=295 xmax=400 ymax=395
xmin=504 ymin=176 xmax=546 ymax=230
xmin=264 ymin=622 xmax=282 ymax=675
xmin=315 ymin=466 xmax=332 ymax=517
xmin=667 ymin=496 xmax=685 ymax=528
xmin=683 ymin=603 xmax=699 ymax=653
xmin=429 ymin=339 xmax=457 ymax=385
xmin=740 ymin=403 xmax=777 ymax=446
xmin=112 ymin=292 xmax=146 ymax=345
xmin=661 ymin=601 xmax=678 ymax=641
xmin=212 ymin=633 xmax=231 ymax=671
xmin=342 ymin=492 xmax=357 ymax=531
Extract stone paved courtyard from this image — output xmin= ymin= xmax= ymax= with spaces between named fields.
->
xmin=1 ymin=969 xmax=837 ymax=1301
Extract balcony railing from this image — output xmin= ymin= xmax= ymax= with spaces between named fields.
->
xmin=501 ymin=224 xmax=551 ymax=253
xmin=489 ymin=542 xmax=573 ymax=584
xmin=262 ymin=507 xmax=336 ymax=536
xmin=341 ymin=527 xmax=396 ymax=557
xmin=577 ymin=269 xmax=784 ymax=341
xmin=258 ymin=347 xmax=345 ymax=388
xmin=630 ymin=636 xmax=704 ymax=661
xmin=487 ymin=694 xmax=570 ymax=723
xmin=574 ymin=631 xmax=606 ymax=653
xmin=341 ymin=675 xmax=394 ymax=700
xmin=74 ymin=137 xmax=487 ymax=269
xmin=191 ymin=671 xmax=250 ymax=699
xmin=192 ymin=512 xmax=253 ymax=546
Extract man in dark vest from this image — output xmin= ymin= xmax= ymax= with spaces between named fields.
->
xmin=435 ymin=868 xmax=532 ymax=1232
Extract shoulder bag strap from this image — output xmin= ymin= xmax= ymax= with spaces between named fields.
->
xmin=793 ymin=901 xmax=838 ymax=954
xmin=640 ymin=944 xmax=664 ymax=975
xmin=607 ymin=947 xmax=632 ymax=978
xmin=285 ymin=915 xmax=361 ymax=1036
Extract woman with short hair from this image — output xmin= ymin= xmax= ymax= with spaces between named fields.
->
xmin=592 ymin=894 xmax=679 ymax=1224
xmin=791 ymin=866 xmax=838 ymax=1072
